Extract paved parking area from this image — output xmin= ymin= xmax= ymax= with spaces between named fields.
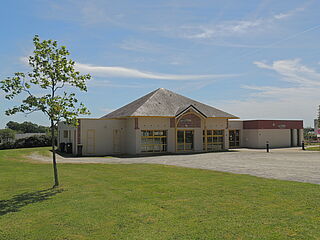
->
xmin=32 ymin=148 xmax=320 ymax=184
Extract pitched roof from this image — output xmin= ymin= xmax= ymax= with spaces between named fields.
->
xmin=101 ymin=88 xmax=238 ymax=119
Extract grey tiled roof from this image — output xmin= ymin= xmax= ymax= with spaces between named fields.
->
xmin=101 ymin=88 xmax=238 ymax=119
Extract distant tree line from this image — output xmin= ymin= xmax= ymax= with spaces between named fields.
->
xmin=0 ymin=121 xmax=53 ymax=149
xmin=6 ymin=121 xmax=49 ymax=133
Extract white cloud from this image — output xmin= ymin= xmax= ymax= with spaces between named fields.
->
xmin=184 ymin=6 xmax=307 ymax=40
xmin=253 ymin=59 xmax=320 ymax=87
xmin=184 ymin=19 xmax=263 ymax=39
xmin=20 ymin=54 xmax=237 ymax=82
xmin=75 ymin=62 xmax=238 ymax=81
xmin=214 ymin=59 xmax=320 ymax=126
xmin=274 ymin=7 xmax=306 ymax=20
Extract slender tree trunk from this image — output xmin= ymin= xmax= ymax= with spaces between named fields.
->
xmin=51 ymin=120 xmax=59 ymax=187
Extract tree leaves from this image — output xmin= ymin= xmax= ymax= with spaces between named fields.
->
xmin=0 ymin=35 xmax=91 ymax=127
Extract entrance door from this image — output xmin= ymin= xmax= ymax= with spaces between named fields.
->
xmin=87 ymin=129 xmax=95 ymax=154
xmin=113 ymin=129 xmax=121 ymax=153
xmin=177 ymin=130 xmax=194 ymax=151
xmin=229 ymin=130 xmax=240 ymax=148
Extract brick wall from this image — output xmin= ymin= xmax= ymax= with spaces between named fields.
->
xmin=243 ymin=120 xmax=303 ymax=129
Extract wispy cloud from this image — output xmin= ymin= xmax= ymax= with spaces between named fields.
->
xmin=75 ymin=62 xmax=239 ymax=81
xmin=253 ymin=59 xmax=320 ymax=87
xmin=183 ymin=6 xmax=307 ymax=40
xmin=184 ymin=19 xmax=262 ymax=39
xmin=274 ymin=7 xmax=307 ymax=20
xmin=19 ymin=57 xmax=238 ymax=89
xmin=216 ymin=59 xmax=320 ymax=126
xmin=21 ymin=54 xmax=234 ymax=81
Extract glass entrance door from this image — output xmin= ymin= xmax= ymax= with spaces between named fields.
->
xmin=177 ymin=130 xmax=194 ymax=151
xmin=229 ymin=130 xmax=240 ymax=148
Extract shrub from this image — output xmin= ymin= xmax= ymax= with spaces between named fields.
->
xmin=0 ymin=135 xmax=52 ymax=150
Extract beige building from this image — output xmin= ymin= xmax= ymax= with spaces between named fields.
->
xmin=58 ymin=88 xmax=304 ymax=156
xmin=229 ymin=120 xmax=303 ymax=149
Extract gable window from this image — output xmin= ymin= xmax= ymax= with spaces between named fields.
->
xmin=177 ymin=113 xmax=201 ymax=128
xmin=141 ymin=130 xmax=167 ymax=153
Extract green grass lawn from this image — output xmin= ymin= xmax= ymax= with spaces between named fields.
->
xmin=306 ymin=146 xmax=320 ymax=151
xmin=1 ymin=148 xmax=320 ymax=240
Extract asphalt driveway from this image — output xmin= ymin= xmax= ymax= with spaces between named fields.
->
xmin=32 ymin=148 xmax=320 ymax=184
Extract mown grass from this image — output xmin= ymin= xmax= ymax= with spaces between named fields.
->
xmin=306 ymin=146 xmax=320 ymax=151
xmin=0 ymin=147 xmax=320 ymax=239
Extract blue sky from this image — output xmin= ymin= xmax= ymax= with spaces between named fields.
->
xmin=1 ymin=0 xmax=320 ymax=128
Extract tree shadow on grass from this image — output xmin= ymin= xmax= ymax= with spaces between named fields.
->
xmin=0 ymin=188 xmax=63 ymax=216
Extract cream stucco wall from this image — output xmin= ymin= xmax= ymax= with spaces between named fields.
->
xmin=291 ymin=129 xmax=297 ymax=147
xmin=206 ymin=118 xmax=227 ymax=129
xmin=167 ymin=128 xmax=175 ymax=152
xmin=242 ymin=130 xmax=260 ymax=148
xmin=193 ymin=128 xmax=203 ymax=151
xmin=125 ymin=118 xmax=139 ymax=154
xmin=138 ymin=117 xmax=170 ymax=130
xmin=80 ymin=119 xmax=126 ymax=156
xmin=228 ymin=120 xmax=243 ymax=130
xmin=241 ymin=128 xmax=304 ymax=148
xmin=258 ymin=129 xmax=291 ymax=148
xmin=57 ymin=122 xmax=76 ymax=152
xmin=242 ymin=129 xmax=292 ymax=148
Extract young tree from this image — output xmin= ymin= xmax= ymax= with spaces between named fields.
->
xmin=0 ymin=35 xmax=91 ymax=187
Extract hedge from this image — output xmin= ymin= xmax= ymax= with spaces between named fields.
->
xmin=0 ymin=135 xmax=53 ymax=150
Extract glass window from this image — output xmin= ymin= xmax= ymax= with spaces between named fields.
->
xmin=176 ymin=130 xmax=194 ymax=151
xmin=229 ymin=130 xmax=240 ymax=148
xmin=185 ymin=131 xmax=193 ymax=143
xmin=177 ymin=131 xmax=184 ymax=143
xmin=203 ymin=129 xmax=224 ymax=152
xmin=141 ymin=130 xmax=167 ymax=153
